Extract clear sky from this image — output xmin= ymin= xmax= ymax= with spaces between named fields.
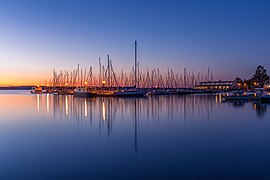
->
xmin=0 ymin=0 xmax=270 ymax=85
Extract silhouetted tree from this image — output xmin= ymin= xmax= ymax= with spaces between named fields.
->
xmin=235 ymin=77 xmax=243 ymax=84
xmin=234 ymin=77 xmax=243 ymax=89
xmin=243 ymin=79 xmax=252 ymax=89
xmin=252 ymin=65 xmax=269 ymax=87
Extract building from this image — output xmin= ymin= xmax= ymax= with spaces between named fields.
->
xmin=196 ymin=80 xmax=234 ymax=90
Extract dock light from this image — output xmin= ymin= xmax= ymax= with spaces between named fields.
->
xmin=102 ymin=80 xmax=106 ymax=84
xmin=84 ymin=81 xmax=87 ymax=85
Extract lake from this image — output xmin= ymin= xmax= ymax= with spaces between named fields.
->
xmin=0 ymin=90 xmax=270 ymax=179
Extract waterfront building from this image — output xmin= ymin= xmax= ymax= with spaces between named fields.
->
xmin=196 ymin=80 xmax=234 ymax=90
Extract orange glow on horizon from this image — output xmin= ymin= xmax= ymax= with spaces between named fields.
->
xmin=0 ymin=74 xmax=50 ymax=86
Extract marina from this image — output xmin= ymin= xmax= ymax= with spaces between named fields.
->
xmin=36 ymin=41 xmax=231 ymax=97
xmin=1 ymin=1 xmax=270 ymax=179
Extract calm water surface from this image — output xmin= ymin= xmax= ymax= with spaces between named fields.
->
xmin=1 ymin=90 xmax=270 ymax=179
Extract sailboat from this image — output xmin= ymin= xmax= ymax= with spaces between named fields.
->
xmin=114 ymin=88 xmax=147 ymax=97
xmin=74 ymin=65 xmax=97 ymax=97
xmin=74 ymin=87 xmax=96 ymax=97
xmin=114 ymin=41 xmax=148 ymax=97
xmin=30 ymin=85 xmax=43 ymax=94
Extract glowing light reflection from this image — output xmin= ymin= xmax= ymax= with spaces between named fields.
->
xmin=219 ymin=94 xmax=222 ymax=103
xmin=84 ymin=99 xmax=87 ymax=118
xmin=46 ymin=93 xmax=49 ymax=114
xmin=37 ymin=94 xmax=40 ymax=112
xmin=65 ymin=96 xmax=69 ymax=116
xmin=102 ymin=101 xmax=106 ymax=121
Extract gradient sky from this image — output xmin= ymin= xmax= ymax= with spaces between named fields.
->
xmin=0 ymin=0 xmax=270 ymax=85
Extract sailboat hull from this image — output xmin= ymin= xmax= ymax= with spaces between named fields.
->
xmin=114 ymin=90 xmax=147 ymax=97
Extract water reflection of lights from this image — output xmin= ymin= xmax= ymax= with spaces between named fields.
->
xmin=29 ymin=93 xmax=269 ymax=155
xmin=37 ymin=94 xmax=40 ymax=112
xmin=253 ymin=103 xmax=257 ymax=110
xmin=65 ymin=96 xmax=69 ymax=116
xmin=219 ymin=94 xmax=222 ymax=103
xmin=44 ymin=94 xmax=223 ymax=125
xmin=84 ymin=99 xmax=87 ymax=118
xmin=46 ymin=94 xmax=50 ymax=114
xmin=215 ymin=94 xmax=223 ymax=104
xmin=102 ymin=100 xmax=106 ymax=121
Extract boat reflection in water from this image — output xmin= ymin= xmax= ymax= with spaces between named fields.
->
xmin=34 ymin=94 xmax=224 ymax=153
xmin=35 ymin=93 xmax=270 ymax=125
xmin=44 ymin=95 xmax=218 ymax=122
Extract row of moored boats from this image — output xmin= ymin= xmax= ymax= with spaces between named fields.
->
xmin=30 ymin=86 xmax=270 ymax=102
xmin=222 ymin=88 xmax=270 ymax=103
xmin=30 ymin=86 xmax=220 ymax=97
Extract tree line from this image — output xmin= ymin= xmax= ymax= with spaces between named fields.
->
xmin=235 ymin=65 xmax=269 ymax=89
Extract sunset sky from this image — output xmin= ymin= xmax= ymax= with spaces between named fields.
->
xmin=0 ymin=0 xmax=270 ymax=85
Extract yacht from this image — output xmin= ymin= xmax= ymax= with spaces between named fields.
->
xmin=74 ymin=87 xmax=96 ymax=97
xmin=30 ymin=86 xmax=42 ymax=94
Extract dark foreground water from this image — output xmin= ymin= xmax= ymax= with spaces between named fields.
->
xmin=1 ymin=90 xmax=270 ymax=180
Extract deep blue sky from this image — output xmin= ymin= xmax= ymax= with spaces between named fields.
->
xmin=0 ymin=0 xmax=270 ymax=84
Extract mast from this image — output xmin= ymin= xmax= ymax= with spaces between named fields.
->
xmin=107 ymin=54 xmax=110 ymax=87
xmin=135 ymin=41 xmax=137 ymax=88
xmin=99 ymin=57 xmax=101 ymax=87
xmin=77 ymin=64 xmax=79 ymax=88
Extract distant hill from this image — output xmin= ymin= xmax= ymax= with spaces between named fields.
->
xmin=0 ymin=86 xmax=32 ymax=90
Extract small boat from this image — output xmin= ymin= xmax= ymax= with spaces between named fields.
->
xmin=259 ymin=95 xmax=270 ymax=103
xmin=96 ymin=90 xmax=115 ymax=96
xmin=114 ymin=89 xmax=148 ymax=97
xmin=201 ymin=89 xmax=219 ymax=94
xmin=222 ymin=91 xmax=251 ymax=101
xmin=74 ymin=88 xmax=96 ymax=97
xmin=223 ymin=95 xmax=250 ymax=101
xmin=176 ymin=88 xmax=197 ymax=95
xmin=30 ymin=86 xmax=43 ymax=94
xmin=148 ymin=89 xmax=169 ymax=95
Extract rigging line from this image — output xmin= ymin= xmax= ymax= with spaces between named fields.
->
xmin=122 ymin=43 xmax=134 ymax=70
